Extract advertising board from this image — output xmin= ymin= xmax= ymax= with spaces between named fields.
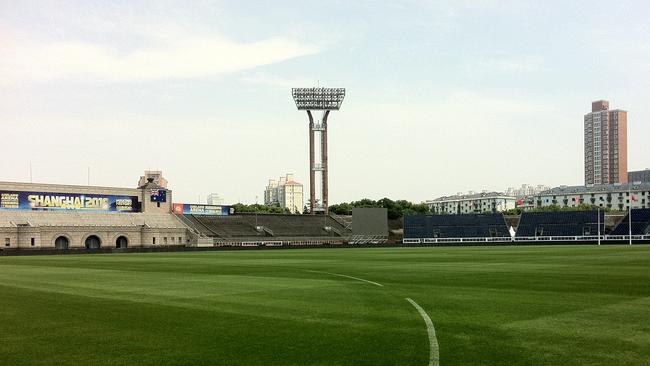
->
xmin=172 ymin=203 xmax=234 ymax=216
xmin=0 ymin=190 xmax=140 ymax=212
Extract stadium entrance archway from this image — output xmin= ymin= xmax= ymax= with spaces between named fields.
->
xmin=85 ymin=235 xmax=101 ymax=250
xmin=115 ymin=236 xmax=128 ymax=249
xmin=54 ymin=236 xmax=69 ymax=250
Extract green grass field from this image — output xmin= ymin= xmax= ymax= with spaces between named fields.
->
xmin=1 ymin=246 xmax=649 ymax=365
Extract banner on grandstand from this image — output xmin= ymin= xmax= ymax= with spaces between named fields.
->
xmin=172 ymin=203 xmax=234 ymax=215
xmin=0 ymin=190 xmax=140 ymax=212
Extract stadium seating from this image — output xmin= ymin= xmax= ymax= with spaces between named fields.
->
xmin=610 ymin=208 xmax=650 ymax=235
xmin=0 ymin=210 xmax=187 ymax=229
xmin=180 ymin=214 xmax=351 ymax=239
xmin=403 ymin=213 xmax=510 ymax=238
xmin=515 ymin=211 xmax=604 ymax=237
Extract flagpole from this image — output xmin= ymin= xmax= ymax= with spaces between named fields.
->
xmin=628 ymin=184 xmax=632 ymax=246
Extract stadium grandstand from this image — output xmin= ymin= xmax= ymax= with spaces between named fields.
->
xmin=403 ymin=210 xmax=650 ymax=244
xmin=403 ymin=213 xmax=510 ymax=243
xmin=2 ymin=172 xmax=649 ymax=252
xmin=0 ymin=174 xmax=358 ymax=251
xmin=610 ymin=208 xmax=650 ymax=235
xmin=179 ymin=213 xmax=352 ymax=246
xmin=515 ymin=211 xmax=604 ymax=237
xmin=0 ymin=178 xmax=188 ymax=250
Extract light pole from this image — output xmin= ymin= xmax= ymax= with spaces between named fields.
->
xmin=628 ymin=184 xmax=632 ymax=246
xmin=597 ymin=208 xmax=601 ymax=246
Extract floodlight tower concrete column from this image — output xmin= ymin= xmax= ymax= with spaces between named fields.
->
xmin=307 ymin=110 xmax=316 ymax=214
xmin=292 ymin=88 xmax=345 ymax=214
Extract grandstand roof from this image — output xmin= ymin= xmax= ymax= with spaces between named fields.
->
xmin=0 ymin=181 xmax=140 ymax=196
xmin=427 ymin=192 xmax=515 ymax=203
xmin=539 ymin=182 xmax=650 ymax=196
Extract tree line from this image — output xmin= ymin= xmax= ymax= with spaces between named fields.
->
xmin=232 ymin=203 xmax=291 ymax=214
xmin=329 ymin=198 xmax=430 ymax=219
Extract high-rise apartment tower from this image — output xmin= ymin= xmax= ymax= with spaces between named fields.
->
xmin=584 ymin=100 xmax=627 ymax=185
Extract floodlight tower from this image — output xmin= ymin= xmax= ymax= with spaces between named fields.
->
xmin=292 ymin=87 xmax=346 ymax=214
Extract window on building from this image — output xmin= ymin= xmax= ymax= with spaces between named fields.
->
xmin=153 ymin=237 xmax=156 ymax=245
xmin=4 ymin=238 xmax=10 ymax=247
xmin=164 ymin=237 xmax=168 ymax=244
xmin=31 ymin=238 xmax=35 ymax=246
xmin=179 ymin=237 xmax=182 ymax=243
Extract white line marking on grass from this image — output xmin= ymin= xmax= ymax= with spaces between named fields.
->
xmin=406 ymin=298 xmax=439 ymax=366
xmin=305 ymin=270 xmax=383 ymax=287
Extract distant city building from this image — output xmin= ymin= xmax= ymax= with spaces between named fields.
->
xmin=584 ymin=100 xmax=627 ymax=185
xmin=206 ymin=193 xmax=224 ymax=205
xmin=426 ymin=191 xmax=516 ymax=214
xmin=264 ymin=174 xmax=304 ymax=214
xmin=534 ymin=183 xmax=650 ymax=211
xmin=628 ymin=169 xmax=650 ymax=183
xmin=264 ymin=179 xmax=279 ymax=207
xmin=138 ymin=170 xmax=168 ymax=189
xmin=505 ymin=184 xmax=550 ymax=198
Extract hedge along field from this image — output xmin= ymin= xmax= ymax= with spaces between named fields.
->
xmin=0 ymin=245 xmax=649 ymax=366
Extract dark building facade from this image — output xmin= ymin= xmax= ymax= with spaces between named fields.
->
xmin=629 ymin=169 xmax=650 ymax=183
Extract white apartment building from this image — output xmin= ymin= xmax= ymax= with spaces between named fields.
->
xmin=505 ymin=184 xmax=550 ymax=198
xmin=534 ymin=183 xmax=650 ymax=211
xmin=264 ymin=174 xmax=304 ymax=214
xmin=426 ymin=191 xmax=517 ymax=214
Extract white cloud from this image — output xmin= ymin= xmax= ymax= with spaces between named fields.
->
xmin=240 ymin=72 xmax=317 ymax=89
xmin=0 ymin=32 xmax=319 ymax=83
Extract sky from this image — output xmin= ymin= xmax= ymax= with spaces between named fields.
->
xmin=1 ymin=0 xmax=649 ymax=204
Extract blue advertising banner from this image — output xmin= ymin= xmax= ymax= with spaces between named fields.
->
xmin=173 ymin=203 xmax=234 ymax=215
xmin=0 ymin=190 xmax=140 ymax=212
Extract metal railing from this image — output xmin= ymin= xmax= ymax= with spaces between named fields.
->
xmin=349 ymin=235 xmax=388 ymax=244
xmin=403 ymin=235 xmax=650 ymax=244
xmin=214 ymin=238 xmax=346 ymax=247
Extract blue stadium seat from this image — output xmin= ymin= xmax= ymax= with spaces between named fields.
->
xmin=610 ymin=208 xmax=650 ymax=235
xmin=404 ymin=214 xmax=509 ymax=238
xmin=515 ymin=211 xmax=604 ymax=237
